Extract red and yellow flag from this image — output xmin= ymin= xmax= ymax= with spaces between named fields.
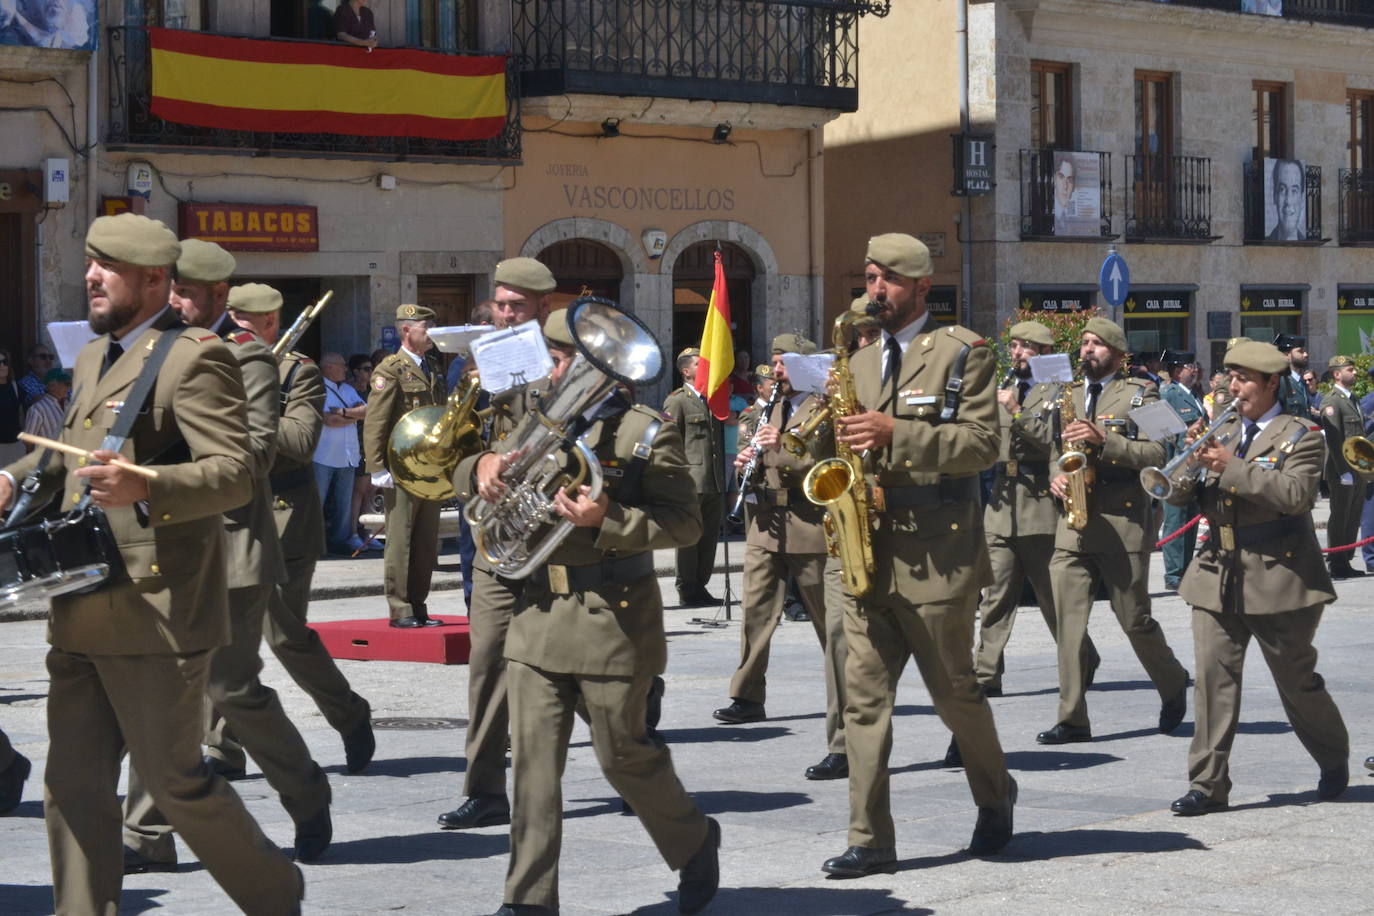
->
xmin=149 ymin=28 xmax=507 ymax=141
xmin=693 ymin=249 xmax=735 ymax=420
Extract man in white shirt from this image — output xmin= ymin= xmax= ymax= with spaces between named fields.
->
xmin=314 ymin=352 xmax=369 ymax=554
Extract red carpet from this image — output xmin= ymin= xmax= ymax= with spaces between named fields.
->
xmin=310 ymin=616 xmax=471 ymax=665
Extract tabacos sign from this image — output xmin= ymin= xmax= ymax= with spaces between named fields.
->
xmin=179 ymin=202 xmax=319 ymax=252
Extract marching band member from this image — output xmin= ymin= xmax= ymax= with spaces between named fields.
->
xmin=1317 ymin=354 xmax=1365 ymax=580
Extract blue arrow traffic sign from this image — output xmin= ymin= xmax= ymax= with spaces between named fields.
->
xmin=1099 ymin=251 xmax=1130 ymax=309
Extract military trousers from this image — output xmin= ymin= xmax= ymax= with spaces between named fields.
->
xmin=0 ymin=724 xmax=14 ymax=770
xmin=505 ymin=660 xmax=709 ymax=910
xmin=382 ymin=485 xmax=442 ymax=619
xmin=1161 ymin=499 xmax=1200 ymax=582
xmin=1189 ymin=604 xmax=1348 ymax=804
xmin=974 ymin=531 xmax=1098 ymax=692
xmin=843 ymin=592 xmax=1011 ymax=849
xmin=1326 ymin=480 xmax=1362 ymax=565
xmin=675 ymin=491 xmax=722 ymax=597
xmin=463 ymin=565 xmax=523 ymax=798
xmin=1049 ymin=547 xmax=1188 ymax=729
xmin=46 ymin=647 xmax=300 ymax=916
xmin=730 ymin=545 xmax=848 ymax=753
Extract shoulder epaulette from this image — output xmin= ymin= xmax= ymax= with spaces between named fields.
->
xmin=229 ymin=330 xmax=256 ymax=345
xmin=194 ymin=333 xmax=218 ymax=343
xmin=941 ymin=325 xmax=987 ymax=347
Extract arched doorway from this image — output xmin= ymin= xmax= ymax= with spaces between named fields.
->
xmin=672 ymin=242 xmax=755 ymax=362
xmin=537 ymin=239 xmax=625 ymax=311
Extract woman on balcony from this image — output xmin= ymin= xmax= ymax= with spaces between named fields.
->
xmin=334 ymin=0 xmax=377 ymax=50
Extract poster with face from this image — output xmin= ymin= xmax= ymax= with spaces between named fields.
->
xmin=0 ymin=0 xmax=97 ymax=50
xmin=1051 ymin=151 xmax=1102 ymax=237
xmin=1264 ymin=157 xmax=1306 ymax=241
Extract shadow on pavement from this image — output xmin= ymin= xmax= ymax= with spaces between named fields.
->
xmin=5 ymin=799 xmax=45 ymax=819
xmin=358 ymin=755 xmax=465 ymax=779
xmin=626 ymin=884 xmax=933 ymax=915
xmin=320 ymin=829 xmax=509 ymax=865
xmin=0 ymin=884 xmax=55 ymax=915
xmin=888 ymin=759 xmax=956 ymax=777
xmin=0 ymin=692 xmax=46 ymax=705
xmin=893 ymin=703 xmax=937 ymax=718
xmin=565 ymin=790 xmax=812 ymax=821
xmin=1228 ymin=783 xmax=1374 ymax=813
xmin=1087 ymin=679 xmax=1156 ymax=693
xmin=997 ymin=686 xmax=1059 ymax=699
xmin=647 ymin=726 xmax=793 ymax=746
xmin=1003 ymin=827 xmax=1207 ymax=860
xmin=1006 ymin=750 xmax=1123 ymax=771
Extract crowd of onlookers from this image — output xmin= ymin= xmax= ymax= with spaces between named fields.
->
xmin=314 ymin=348 xmax=390 ymax=556
xmin=0 ymin=343 xmax=73 ymax=466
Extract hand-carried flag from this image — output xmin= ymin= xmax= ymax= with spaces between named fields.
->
xmin=692 ymin=248 xmax=734 ymax=419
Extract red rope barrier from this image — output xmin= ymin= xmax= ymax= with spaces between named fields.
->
xmin=1178 ymin=521 xmax=1374 ymax=555
xmin=1155 ymin=514 xmax=1202 ymax=549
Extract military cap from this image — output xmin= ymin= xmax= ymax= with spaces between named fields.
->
xmin=227 ymin=282 xmax=283 ymax=314
xmin=85 ymin=213 xmax=181 ymax=267
xmin=1225 ymin=341 xmax=1289 ymax=375
xmin=753 ymin=363 xmax=774 ymax=380
xmin=678 ymin=347 xmax=701 ymax=359
xmin=1008 ymin=320 xmax=1054 ymax=348
xmin=544 ymin=308 xmax=574 ymax=347
xmin=1328 ymin=354 xmax=1356 ymax=369
xmin=43 ymin=368 xmax=70 ymax=384
xmin=1273 ymin=333 xmax=1307 ymax=352
xmin=494 ymin=257 xmax=556 ymax=293
xmin=772 ymin=333 xmax=817 ymax=355
xmin=395 ymin=303 xmax=436 ymax=322
xmin=176 ymin=238 xmax=237 ymax=283
xmin=1082 ymin=316 xmax=1128 ymax=353
xmin=1160 ymin=349 xmax=1196 ymax=368
xmin=865 ymin=233 xmax=933 ymax=279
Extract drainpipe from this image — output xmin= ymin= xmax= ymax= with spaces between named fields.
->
xmin=88 ymin=50 xmax=98 ymax=228
xmin=958 ymin=0 xmax=973 ymax=328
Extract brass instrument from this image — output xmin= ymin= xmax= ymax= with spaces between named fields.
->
xmin=388 ymin=373 xmax=486 ymax=501
xmin=780 ymin=405 xmax=830 ymax=457
xmin=272 ymin=290 xmax=333 ymax=357
xmin=1139 ymin=404 xmax=1239 ymax=499
xmin=728 ymin=383 xmax=783 ymax=525
xmin=1057 ymin=381 xmax=1095 ymax=530
xmin=801 ymin=307 xmax=876 ymax=597
xmin=1342 ymin=435 xmax=1374 ymax=478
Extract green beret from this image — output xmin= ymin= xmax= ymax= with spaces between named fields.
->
xmin=772 ymin=333 xmax=817 ymax=355
xmin=544 ymin=308 xmax=574 ymax=347
xmin=1328 ymin=354 xmax=1356 ymax=369
xmin=1225 ymin=341 xmax=1289 ymax=375
xmin=678 ymin=347 xmax=701 ymax=359
xmin=1082 ymin=316 xmax=1128 ymax=353
xmin=43 ymin=368 xmax=70 ymax=384
xmin=753 ymin=364 xmax=774 ymax=380
xmin=176 ymin=238 xmax=236 ymax=283
xmin=227 ymin=282 xmax=283 ymax=314
xmin=865 ymin=233 xmax=932 ymax=279
xmin=395 ymin=304 xmax=436 ymax=322
xmin=494 ymin=257 xmax=556 ymax=294
xmin=1008 ymin=320 xmax=1054 ymax=348
xmin=85 ymin=213 xmax=181 ymax=267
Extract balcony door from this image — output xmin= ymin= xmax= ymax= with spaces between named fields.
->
xmin=1134 ymin=71 xmax=1174 ymax=230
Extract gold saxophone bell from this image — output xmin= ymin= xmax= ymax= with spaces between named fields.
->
xmin=388 ymin=373 xmax=487 ymax=501
xmin=1343 ymin=435 xmax=1374 ymax=478
xmin=1057 ymin=382 xmax=1094 ymax=530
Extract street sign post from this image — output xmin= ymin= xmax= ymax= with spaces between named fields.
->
xmin=1099 ymin=249 xmax=1130 ymax=309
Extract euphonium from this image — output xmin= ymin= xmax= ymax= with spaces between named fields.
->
xmin=1057 ymin=380 xmax=1095 ymax=530
xmin=801 ymin=307 xmax=876 ymax=597
xmin=1343 ymin=435 xmax=1374 ymax=479
xmin=464 ymin=297 xmax=664 ymax=580
xmin=389 ymin=372 xmax=486 ymax=501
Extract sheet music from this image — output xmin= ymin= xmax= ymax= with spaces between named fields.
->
xmin=470 ymin=320 xmax=553 ymax=395
xmin=781 ymin=353 xmax=835 ymax=395
xmin=48 ymin=321 xmax=99 ymax=369
xmin=1028 ymin=353 xmax=1073 ymax=385
xmin=1130 ymin=401 xmax=1188 ymax=442
xmin=428 ymin=324 xmax=496 ymax=354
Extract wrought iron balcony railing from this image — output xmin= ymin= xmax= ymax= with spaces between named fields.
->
xmin=1339 ymin=168 xmax=1374 ymax=244
xmin=1243 ymin=160 xmax=1325 ymax=243
xmin=1018 ymin=149 xmax=1115 ymax=240
xmin=106 ymin=27 xmax=521 ymax=163
xmin=1124 ymin=154 xmax=1218 ymax=242
xmin=512 ymin=0 xmax=862 ymax=109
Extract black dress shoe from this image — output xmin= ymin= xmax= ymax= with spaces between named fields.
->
xmin=204 ymin=755 xmax=247 ymax=781
xmin=342 ymin=711 xmax=376 ymax=774
xmin=677 ymin=817 xmax=720 ymax=914
xmin=712 ymin=699 xmax=765 ymax=724
xmin=390 ymin=615 xmax=424 ymax=628
xmin=1035 ymin=723 xmax=1091 ymax=745
xmin=942 ymin=737 xmax=963 ymax=768
xmin=122 ymin=845 xmax=178 ymax=875
xmin=980 ymin=683 xmax=1003 ymax=698
xmin=678 ymin=590 xmax=717 ymax=608
xmin=1318 ymin=764 xmax=1349 ymax=800
xmin=805 ymin=753 xmax=849 ymax=780
xmin=821 ymin=845 xmax=896 ymax=878
xmin=293 ymin=785 xmax=333 ymax=863
xmin=1164 ymin=577 xmax=1181 ymax=591
xmin=1171 ymin=789 xmax=1225 ymax=816
xmin=1159 ymin=682 xmax=1188 ymax=734
xmin=0 ymin=751 xmax=31 ymax=815
xmin=783 ymin=600 xmax=810 ymax=622
xmin=489 ymin=904 xmax=558 ymax=916
xmin=437 ymin=793 xmax=511 ymax=829
xmin=968 ymin=776 xmax=1016 ymax=856
xmin=1329 ymin=563 xmax=1364 ymax=580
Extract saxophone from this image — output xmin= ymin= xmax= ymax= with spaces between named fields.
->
xmin=1056 ymin=380 xmax=1096 ymax=530
xmin=801 ymin=307 xmax=876 ymax=597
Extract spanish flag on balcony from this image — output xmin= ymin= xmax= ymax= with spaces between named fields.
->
xmin=148 ymin=28 xmax=506 ymax=142
xmin=692 ymin=248 xmax=735 ymax=420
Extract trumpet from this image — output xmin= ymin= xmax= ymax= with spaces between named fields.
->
xmin=1139 ymin=403 xmax=1238 ymax=499
xmin=272 ymin=290 xmax=333 ymax=357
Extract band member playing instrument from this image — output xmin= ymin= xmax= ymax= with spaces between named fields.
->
xmin=825 ymin=234 xmax=1015 ymax=877
xmin=1166 ymin=340 xmax=1349 ymax=815
xmin=1037 ymin=317 xmax=1189 ymax=746
xmin=1318 ymin=354 xmax=1365 ymax=579
xmin=1158 ymin=350 xmax=1206 ymax=591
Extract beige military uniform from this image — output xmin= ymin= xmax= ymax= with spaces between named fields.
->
xmin=1168 ymin=411 xmax=1347 ymax=802
xmin=499 ymin=403 xmax=709 ymax=911
xmin=1318 ymin=388 xmax=1364 ymax=565
xmin=1047 ymin=376 xmax=1188 ymax=730
xmin=663 ymin=383 xmax=724 ymax=598
xmin=362 ymin=347 xmax=446 ymax=619
xmin=729 ymin=392 xmax=850 ymax=753
xmin=844 ymin=322 xmax=1012 ymax=851
xmin=6 ymin=309 xmax=300 ymax=915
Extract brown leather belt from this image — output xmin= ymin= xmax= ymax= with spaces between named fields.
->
xmin=996 ymin=460 xmax=1049 ymax=478
xmin=530 ymin=552 xmax=655 ymax=595
xmin=1213 ymin=516 xmax=1303 ymax=553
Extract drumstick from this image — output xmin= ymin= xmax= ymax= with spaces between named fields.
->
xmin=18 ymin=433 xmax=161 ymax=479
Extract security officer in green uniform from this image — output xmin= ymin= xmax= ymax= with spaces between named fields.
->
xmin=1037 ymin=317 xmax=1190 ymax=746
xmin=461 ymin=309 xmax=720 ymax=916
xmin=1319 ymin=354 xmax=1365 ymax=579
xmin=1165 ymin=340 xmax=1349 ymax=815
xmin=362 ymin=303 xmax=447 ymax=626
xmin=1158 ymin=350 xmax=1206 ymax=590
xmin=826 ymin=233 xmax=1015 ymax=877
xmin=664 ymin=348 xmax=726 ymax=607
xmin=221 ymin=284 xmax=375 ymax=774
xmin=0 ymin=213 xmax=302 ymax=913
xmin=125 ymin=246 xmax=332 ymax=870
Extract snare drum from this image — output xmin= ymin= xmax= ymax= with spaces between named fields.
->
xmin=0 ymin=505 xmax=122 ymax=607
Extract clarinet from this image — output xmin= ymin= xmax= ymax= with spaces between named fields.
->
xmin=727 ymin=384 xmax=784 ymax=524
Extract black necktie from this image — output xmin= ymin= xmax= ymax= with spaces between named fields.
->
xmin=1235 ymin=422 xmax=1259 ymax=459
xmin=1086 ymin=382 xmax=1103 ymax=421
xmin=780 ymin=398 xmax=793 ymax=426
xmin=884 ymin=336 xmax=901 ymax=408
xmin=101 ymin=338 xmax=123 ymax=378
xmin=1016 ymin=380 xmax=1031 ymax=406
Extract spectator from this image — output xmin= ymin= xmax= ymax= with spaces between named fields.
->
xmin=729 ymin=349 xmax=753 ymax=396
xmin=334 ymin=0 xmax=377 ymax=49
xmin=0 ymin=348 xmax=23 ymax=463
xmin=315 ymin=351 xmax=371 ymax=555
xmin=352 ymin=351 xmax=385 ymax=545
xmin=21 ymin=368 xmax=70 ymax=449
xmin=17 ymin=343 xmax=54 ymax=407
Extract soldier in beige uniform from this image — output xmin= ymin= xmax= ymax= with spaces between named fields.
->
xmin=0 ymin=213 xmax=301 ymax=914
xmin=1318 ymin=354 xmax=1365 ymax=579
xmin=825 ymin=234 xmax=1015 ymax=878
xmin=713 ymin=335 xmax=852 ymax=782
xmin=125 ymin=252 xmax=332 ymax=869
xmin=1037 ymin=317 xmax=1189 ymax=745
xmin=461 ymin=309 xmax=719 ymax=916
xmin=664 ymin=349 xmax=726 ymax=607
xmin=438 ymin=257 xmax=555 ymax=831
xmin=1166 ymin=341 xmax=1349 ymax=815
xmin=362 ymin=304 xmax=446 ymax=626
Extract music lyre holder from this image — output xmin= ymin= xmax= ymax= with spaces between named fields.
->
xmin=690 ymin=491 xmax=735 ymax=628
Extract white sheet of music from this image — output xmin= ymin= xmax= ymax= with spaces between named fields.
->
xmin=48 ymin=321 xmax=99 ymax=369
xmin=1029 ymin=353 xmax=1073 ymax=385
xmin=470 ymin=320 xmax=553 ymax=394
xmin=428 ymin=324 xmax=496 ymax=354
xmin=781 ymin=353 xmax=835 ymax=394
xmin=1130 ymin=401 xmax=1188 ymax=441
